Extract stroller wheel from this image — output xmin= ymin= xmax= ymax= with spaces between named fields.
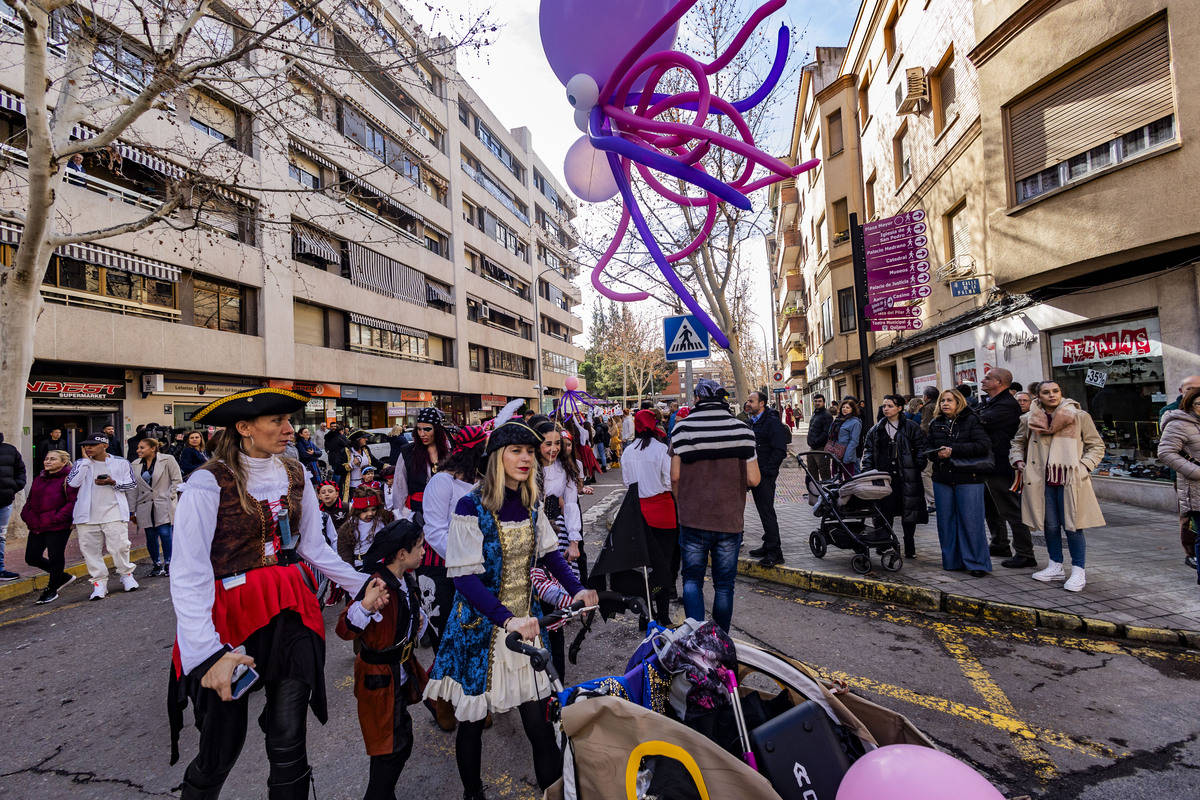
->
xmin=809 ymin=532 xmax=827 ymax=559
xmin=881 ymin=551 xmax=903 ymax=572
xmin=851 ymin=554 xmax=872 ymax=574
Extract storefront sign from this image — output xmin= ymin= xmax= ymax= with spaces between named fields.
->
xmin=152 ymin=380 xmax=249 ymax=397
xmin=400 ymin=390 xmax=433 ymax=403
xmin=953 ymin=351 xmax=977 ymax=386
xmin=1002 ymin=330 xmax=1039 ymax=358
xmin=1084 ymin=369 xmax=1108 ymax=388
xmin=913 ymin=373 xmax=938 ymax=396
xmin=387 ymin=404 xmax=406 ymax=417
xmin=481 ymin=394 xmax=507 ymax=406
xmin=1051 ymin=317 xmax=1161 ymax=367
xmin=267 ymin=379 xmax=342 ymax=397
xmin=27 ymin=379 xmax=126 ymax=400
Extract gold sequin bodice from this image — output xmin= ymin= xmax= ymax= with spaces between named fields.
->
xmin=496 ymin=518 xmax=536 ymax=618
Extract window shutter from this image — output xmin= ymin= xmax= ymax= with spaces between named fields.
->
xmin=1008 ymin=17 xmax=1172 ymax=181
xmin=294 ymin=302 xmax=326 ymax=347
xmin=950 ymin=205 xmax=970 ymax=259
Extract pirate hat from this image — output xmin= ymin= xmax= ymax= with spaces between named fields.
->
xmin=191 ymin=388 xmax=311 ymax=426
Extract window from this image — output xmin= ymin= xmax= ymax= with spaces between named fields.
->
xmin=476 ymin=120 xmax=525 ymax=181
xmin=821 ymin=296 xmax=833 ymax=343
xmin=809 ymin=133 xmax=821 ymax=184
xmin=534 ymin=169 xmax=565 ymax=215
xmin=348 ymin=321 xmax=429 ymax=361
xmin=288 ymin=154 xmax=321 ymax=190
xmin=832 ymin=198 xmax=849 ymax=244
xmin=946 ymin=202 xmax=970 ymax=262
xmin=294 ymin=302 xmax=326 ymax=347
xmin=42 ymin=256 xmax=176 ymax=318
xmin=289 ymin=75 xmax=321 ymax=117
xmin=193 ymin=277 xmax=244 ymax=333
xmin=814 ymin=214 xmax=824 ymax=254
xmin=463 ymin=201 xmax=483 ymax=231
xmin=931 ymin=47 xmax=957 ymax=135
xmin=1008 ymin=17 xmax=1174 ymax=205
xmin=827 ymin=109 xmax=843 ymax=156
xmin=471 ymin=345 xmax=533 ymax=378
xmin=893 ymin=122 xmax=910 ymax=186
xmin=424 ymin=226 xmax=449 ymax=258
xmin=865 ymin=173 xmax=877 ymax=220
xmin=467 ymin=297 xmax=532 ymax=340
xmin=837 ymin=287 xmax=857 ymax=333
xmin=542 ymin=350 xmax=579 ymax=375
xmin=190 ymin=90 xmax=236 ymax=143
xmin=858 ymin=75 xmax=871 ymax=130
xmin=883 ymin=4 xmax=899 ymax=66
xmin=285 ymin=1 xmax=320 ymax=43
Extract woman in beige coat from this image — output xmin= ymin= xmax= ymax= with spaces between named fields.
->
xmin=1010 ymin=380 xmax=1105 ymax=592
xmin=1157 ymin=385 xmax=1200 ymax=583
xmin=131 ymin=437 xmax=182 ymax=576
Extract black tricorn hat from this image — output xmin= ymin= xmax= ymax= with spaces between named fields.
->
xmin=361 ymin=518 xmax=423 ymax=572
xmin=192 ymin=388 xmax=311 ymax=426
xmin=484 ymin=419 xmax=544 ymax=455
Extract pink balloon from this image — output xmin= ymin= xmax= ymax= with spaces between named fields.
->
xmin=836 ymin=745 xmax=1004 ymax=800
xmin=539 ymin=0 xmax=679 ymax=91
xmin=564 ymin=136 xmax=619 ymax=202
xmin=564 ymin=376 xmax=580 ymax=392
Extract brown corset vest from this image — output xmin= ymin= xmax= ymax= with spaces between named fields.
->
xmin=206 ymin=458 xmax=306 ymax=578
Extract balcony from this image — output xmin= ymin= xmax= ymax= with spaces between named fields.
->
xmin=789 ymin=360 xmax=808 ymax=378
xmin=786 ymin=271 xmax=804 ymax=294
xmin=785 ymin=315 xmax=807 ymax=335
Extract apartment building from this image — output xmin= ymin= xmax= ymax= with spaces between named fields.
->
xmin=769 ymin=0 xmax=1200 ymax=507
xmin=0 ymin=0 xmax=586 ymax=463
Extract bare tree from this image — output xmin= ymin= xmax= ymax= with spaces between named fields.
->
xmin=578 ymin=0 xmax=802 ymax=402
xmin=0 ymin=0 xmax=492 ymax=448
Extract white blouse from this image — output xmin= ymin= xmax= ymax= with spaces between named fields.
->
xmin=542 ymin=461 xmax=582 ymax=542
xmin=422 ymin=472 xmax=476 ymax=560
xmin=170 ymin=455 xmax=367 ymax=675
xmin=620 ymin=438 xmax=673 ymax=497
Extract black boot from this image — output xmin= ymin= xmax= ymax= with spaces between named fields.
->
xmin=267 ymin=768 xmax=312 ymax=800
xmin=179 ymin=780 xmax=224 ymax=800
xmin=464 ymin=789 xmax=488 ymax=800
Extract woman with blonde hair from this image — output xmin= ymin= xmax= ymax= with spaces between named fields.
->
xmin=21 ymin=449 xmax=79 ymax=604
xmin=929 ymin=389 xmax=993 ymax=576
xmin=1012 ymin=380 xmax=1106 ymax=591
xmin=425 ymin=420 xmax=596 ymax=800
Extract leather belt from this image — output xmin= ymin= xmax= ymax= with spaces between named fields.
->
xmin=359 ymin=638 xmax=414 ymax=666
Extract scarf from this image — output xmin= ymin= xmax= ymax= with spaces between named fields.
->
xmin=1028 ymin=399 xmax=1081 ymax=485
xmin=669 ymin=400 xmax=756 ymax=464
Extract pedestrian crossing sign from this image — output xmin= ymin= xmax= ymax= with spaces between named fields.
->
xmin=663 ymin=314 xmax=710 ymax=361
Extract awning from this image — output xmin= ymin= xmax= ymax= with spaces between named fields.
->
xmin=426 ymin=283 xmax=453 ymax=305
xmin=346 ymin=242 xmax=427 ymax=307
xmin=290 ymin=139 xmax=337 ymax=172
xmin=0 ymin=219 xmax=180 ymax=281
xmin=347 ymin=311 xmax=428 ymax=339
xmin=292 ymin=223 xmax=342 ymax=264
xmin=340 ymin=171 xmax=424 ymax=224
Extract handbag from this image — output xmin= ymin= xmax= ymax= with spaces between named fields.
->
xmin=950 ymin=450 xmax=995 ymax=472
xmin=823 ymin=419 xmax=846 ymax=460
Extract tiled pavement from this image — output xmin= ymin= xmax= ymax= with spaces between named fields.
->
xmin=745 ymin=460 xmax=1200 ymax=632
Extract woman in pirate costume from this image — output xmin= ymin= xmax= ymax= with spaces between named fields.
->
xmin=168 ymin=388 xmax=367 ymax=799
xmin=424 ymin=419 xmax=596 ymax=799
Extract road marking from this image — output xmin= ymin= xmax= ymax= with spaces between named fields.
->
xmin=934 ymin=625 xmax=1059 ymax=780
xmin=0 ymin=601 xmax=88 ymax=628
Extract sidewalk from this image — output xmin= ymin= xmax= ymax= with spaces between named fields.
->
xmin=740 ymin=464 xmax=1200 ymax=642
xmin=0 ymin=523 xmax=150 ymax=602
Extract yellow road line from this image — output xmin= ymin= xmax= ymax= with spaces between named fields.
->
xmin=933 ymin=625 xmax=1059 ymax=780
xmin=0 ymin=601 xmax=88 ymax=628
xmin=748 ymin=583 xmax=1200 ymax=664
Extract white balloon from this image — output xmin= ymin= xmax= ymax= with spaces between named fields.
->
xmin=565 ymin=73 xmax=600 ymax=109
xmin=564 ymin=136 xmax=619 ymax=203
xmin=574 ymin=107 xmax=592 ymax=134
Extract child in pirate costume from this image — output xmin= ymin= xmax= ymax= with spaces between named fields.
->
xmin=337 ymin=485 xmax=395 ymax=570
xmin=336 ymin=518 xmax=429 ymax=800
xmin=424 ymin=419 xmax=597 ymax=799
xmin=168 ymin=388 xmax=367 ymax=799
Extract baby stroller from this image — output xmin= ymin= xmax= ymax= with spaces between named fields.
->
xmin=795 ymin=451 xmax=904 ymax=574
xmin=506 ymin=606 xmax=937 ymax=800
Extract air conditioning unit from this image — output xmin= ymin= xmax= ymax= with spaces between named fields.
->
xmin=478 ymin=304 xmax=491 ymax=320
xmin=897 ymin=67 xmax=927 ymax=115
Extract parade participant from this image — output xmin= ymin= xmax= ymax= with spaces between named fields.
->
xmin=22 ymin=450 xmax=78 ymax=604
xmin=317 ymin=480 xmax=349 ymax=532
xmin=360 ymin=465 xmax=382 ymax=491
xmin=179 ymin=431 xmax=209 ymax=479
xmin=861 ymin=395 xmax=929 ymax=559
xmin=929 ymin=389 xmax=993 ymax=577
xmin=338 ymin=485 xmax=395 ymax=570
xmin=345 ymin=431 xmax=382 ymax=493
xmin=379 ymin=464 xmax=395 ymax=508
xmin=424 ymin=420 xmax=596 ymax=799
xmin=395 ymin=408 xmax=450 ymax=522
xmin=565 ymin=416 xmax=600 ymax=484
xmin=620 ymin=409 xmax=678 ymax=625
xmin=132 ymin=437 xmax=184 ymax=577
xmin=419 ymin=424 xmax=488 ymax=732
xmin=68 ymin=432 xmax=138 ymax=599
xmin=559 ymin=431 xmax=593 ymax=497
xmin=1012 ymin=380 xmax=1106 ymax=592
xmin=167 ymin=388 xmax=368 ymax=799
xmin=336 ymin=519 xmax=428 ymax=800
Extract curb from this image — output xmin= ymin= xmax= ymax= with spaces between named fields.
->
xmin=738 ymin=559 xmax=1200 ymax=651
xmin=0 ymin=547 xmax=151 ymax=603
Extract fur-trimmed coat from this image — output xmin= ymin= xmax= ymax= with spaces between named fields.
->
xmin=1010 ymin=399 xmax=1106 ymax=532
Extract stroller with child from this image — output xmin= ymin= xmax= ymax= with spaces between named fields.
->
xmin=506 ymin=602 xmax=936 ymax=800
xmin=795 ymin=451 xmax=904 ymax=574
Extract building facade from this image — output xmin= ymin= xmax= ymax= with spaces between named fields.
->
xmin=0 ymin=0 xmax=586 ymax=464
xmin=768 ymin=0 xmax=1200 ymax=508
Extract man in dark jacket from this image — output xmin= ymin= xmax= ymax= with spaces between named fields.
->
xmin=977 ymin=368 xmax=1036 ymax=568
xmin=35 ymin=428 xmax=65 ymax=464
xmin=324 ymin=422 xmax=351 ymax=490
xmin=805 ymin=394 xmax=833 ymax=481
xmin=0 ymin=431 xmax=29 ymax=580
xmin=746 ymin=391 xmax=789 ymax=567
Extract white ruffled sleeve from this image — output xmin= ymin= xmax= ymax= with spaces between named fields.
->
xmin=297 ymin=478 xmax=368 ymax=596
xmin=170 ymin=470 xmax=223 ymax=675
xmin=445 ymin=511 xmax=485 ymax=578
xmin=563 ymin=477 xmax=582 ymax=542
xmin=536 ymin=508 xmax=559 ymax=557
xmin=421 ymin=473 xmax=454 ymax=560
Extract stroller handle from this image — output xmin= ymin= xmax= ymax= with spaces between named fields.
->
xmin=503 ymin=592 xmax=649 ymax=659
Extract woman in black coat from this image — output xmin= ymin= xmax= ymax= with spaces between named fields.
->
xmin=861 ymin=394 xmax=929 ymax=559
xmin=928 ymin=389 xmax=994 ymax=576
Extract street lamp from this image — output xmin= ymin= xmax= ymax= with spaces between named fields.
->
xmin=745 ymin=317 xmax=774 ymax=383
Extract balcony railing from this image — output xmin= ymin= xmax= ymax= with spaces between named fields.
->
xmin=786 ymin=272 xmax=804 ymax=294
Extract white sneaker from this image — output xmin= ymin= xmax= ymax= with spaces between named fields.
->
xmin=89 ymin=581 xmax=108 ymax=601
xmin=121 ymin=574 xmax=140 ymax=593
xmin=1031 ymin=561 xmax=1066 ymax=582
xmin=1064 ymin=567 xmax=1086 ymax=592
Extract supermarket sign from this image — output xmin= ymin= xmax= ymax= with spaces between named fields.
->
xmin=1051 ymin=317 xmax=1161 ymax=367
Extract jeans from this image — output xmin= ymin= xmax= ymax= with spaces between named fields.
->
xmin=1043 ymin=484 xmax=1086 ymax=568
xmin=145 ymin=523 xmax=174 ymax=565
xmin=679 ymin=526 xmax=742 ymax=632
xmin=932 ymin=482 xmax=992 ymax=572
xmin=0 ymin=504 xmax=11 ymax=571
xmin=594 ymin=442 xmax=607 ymax=468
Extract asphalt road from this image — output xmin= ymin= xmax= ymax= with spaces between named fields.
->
xmin=1 ymin=466 xmax=1196 ymax=799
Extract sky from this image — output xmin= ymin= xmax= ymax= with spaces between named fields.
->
xmin=410 ymin=0 xmax=862 ymax=350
